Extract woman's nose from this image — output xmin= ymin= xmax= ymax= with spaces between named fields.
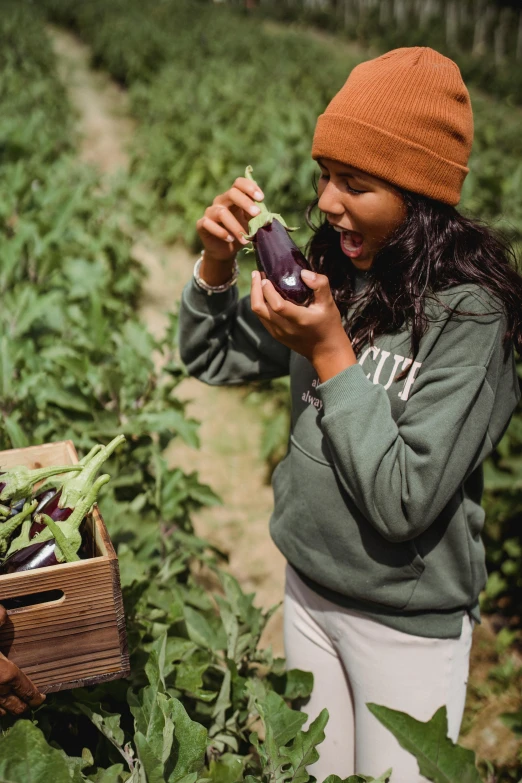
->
xmin=317 ymin=181 xmax=344 ymax=216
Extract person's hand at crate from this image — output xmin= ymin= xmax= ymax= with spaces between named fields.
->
xmin=0 ymin=604 xmax=45 ymax=715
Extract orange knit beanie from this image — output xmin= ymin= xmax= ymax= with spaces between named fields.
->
xmin=312 ymin=47 xmax=473 ymax=205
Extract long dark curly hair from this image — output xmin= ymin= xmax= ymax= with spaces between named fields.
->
xmin=306 ymin=188 xmax=522 ymax=377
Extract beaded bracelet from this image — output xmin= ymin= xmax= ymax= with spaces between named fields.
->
xmin=193 ymin=255 xmax=239 ymax=295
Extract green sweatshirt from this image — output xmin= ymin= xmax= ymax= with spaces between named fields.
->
xmin=179 ymin=274 xmax=520 ymax=638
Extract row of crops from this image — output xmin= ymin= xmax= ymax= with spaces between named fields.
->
xmin=233 ymin=0 xmax=522 ymax=104
xmin=1 ymin=0 xmax=521 ymax=780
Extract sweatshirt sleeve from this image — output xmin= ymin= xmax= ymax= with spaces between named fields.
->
xmin=178 ymin=278 xmax=290 ymax=384
xmin=316 ymin=295 xmax=520 ymax=543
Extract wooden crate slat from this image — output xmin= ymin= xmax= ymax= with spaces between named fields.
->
xmin=7 ymin=616 xmax=119 ymax=650
xmin=41 ymin=666 xmax=127 ymax=694
xmin=31 ymin=661 xmax=125 ymax=690
xmin=0 ymin=441 xmax=75 ymax=470
xmin=30 ymin=656 xmax=124 ymax=680
xmin=17 ymin=629 xmax=121 ymax=675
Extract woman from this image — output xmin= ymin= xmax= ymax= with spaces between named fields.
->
xmin=178 ymin=47 xmax=521 ymax=779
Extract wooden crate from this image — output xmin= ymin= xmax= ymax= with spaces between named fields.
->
xmin=0 ymin=441 xmax=130 ymax=693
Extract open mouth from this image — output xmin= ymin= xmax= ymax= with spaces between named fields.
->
xmin=332 ymin=225 xmax=364 ymax=259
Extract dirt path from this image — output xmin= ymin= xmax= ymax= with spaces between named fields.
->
xmin=48 ymin=26 xmax=286 ymax=655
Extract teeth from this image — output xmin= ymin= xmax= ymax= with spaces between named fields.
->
xmin=342 ymin=235 xmax=360 ymax=251
xmin=331 ymin=225 xmax=362 ymax=242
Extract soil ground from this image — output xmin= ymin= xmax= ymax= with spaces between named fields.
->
xmin=48 ymin=24 xmax=521 ymax=766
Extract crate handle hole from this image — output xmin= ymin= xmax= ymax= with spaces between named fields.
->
xmin=2 ymin=589 xmax=65 ymax=611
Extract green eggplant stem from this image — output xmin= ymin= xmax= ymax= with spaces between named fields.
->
xmin=38 ymin=443 xmax=103 ymax=495
xmin=79 ymin=444 xmax=103 ymax=466
xmin=245 ymin=165 xmax=269 ymax=215
xmin=5 ymin=518 xmax=32 ymax=559
xmin=32 ymin=473 xmax=111 ymax=549
xmin=0 ymin=464 xmax=83 ymax=503
xmin=39 ymin=514 xmax=80 ymax=563
xmin=244 ymin=165 xmax=296 ymax=238
xmin=59 ymin=435 xmax=125 ymax=511
xmin=0 ymin=501 xmax=38 ymax=558
xmin=36 ymin=445 xmax=104 ymax=498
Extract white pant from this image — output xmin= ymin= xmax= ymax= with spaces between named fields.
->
xmin=283 ymin=564 xmax=473 ymax=782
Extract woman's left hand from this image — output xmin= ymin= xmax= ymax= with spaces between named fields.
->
xmin=251 ymin=269 xmax=357 ymax=382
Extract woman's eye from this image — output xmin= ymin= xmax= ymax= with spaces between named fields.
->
xmin=342 ymin=179 xmax=365 ymax=194
xmin=317 ymin=171 xmax=364 ymax=193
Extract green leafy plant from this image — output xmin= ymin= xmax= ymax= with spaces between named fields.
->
xmin=0 ymin=2 xmax=520 ymax=780
xmin=369 ymin=704 xmax=482 ymax=783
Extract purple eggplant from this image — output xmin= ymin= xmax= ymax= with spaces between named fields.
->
xmin=1 ymin=540 xmax=58 ymax=573
xmin=245 ymin=166 xmax=313 ymax=307
xmin=29 ymin=489 xmax=72 ymax=538
xmin=252 ymin=219 xmax=313 ymax=306
xmin=6 ymin=498 xmax=26 ymax=516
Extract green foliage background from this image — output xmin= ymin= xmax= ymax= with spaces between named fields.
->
xmin=0 ymin=0 xmax=520 ymax=780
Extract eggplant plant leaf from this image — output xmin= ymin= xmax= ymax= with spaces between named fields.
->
xmin=367 ymin=704 xmax=482 ymax=783
xmin=248 ymin=687 xmax=328 ymax=783
xmin=86 ymin=765 xmax=129 ymax=783
xmin=3 ymin=413 xmax=30 ymax=448
xmin=0 ymin=720 xmax=84 ymax=783
xmin=279 ymin=708 xmax=329 ymax=783
xmin=77 ymin=703 xmax=131 ymax=771
xmin=165 ymin=698 xmax=207 ymax=782
xmin=138 ymin=410 xmax=200 ymax=448
xmin=129 ymin=646 xmax=207 ymax=783
xmin=208 ymin=754 xmax=244 ymax=783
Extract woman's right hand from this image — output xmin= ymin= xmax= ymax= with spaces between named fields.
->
xmin=0 ymin=605 xmax=45 ymax=716
xmin=196 ymin=176 xmax=265 ymax=285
